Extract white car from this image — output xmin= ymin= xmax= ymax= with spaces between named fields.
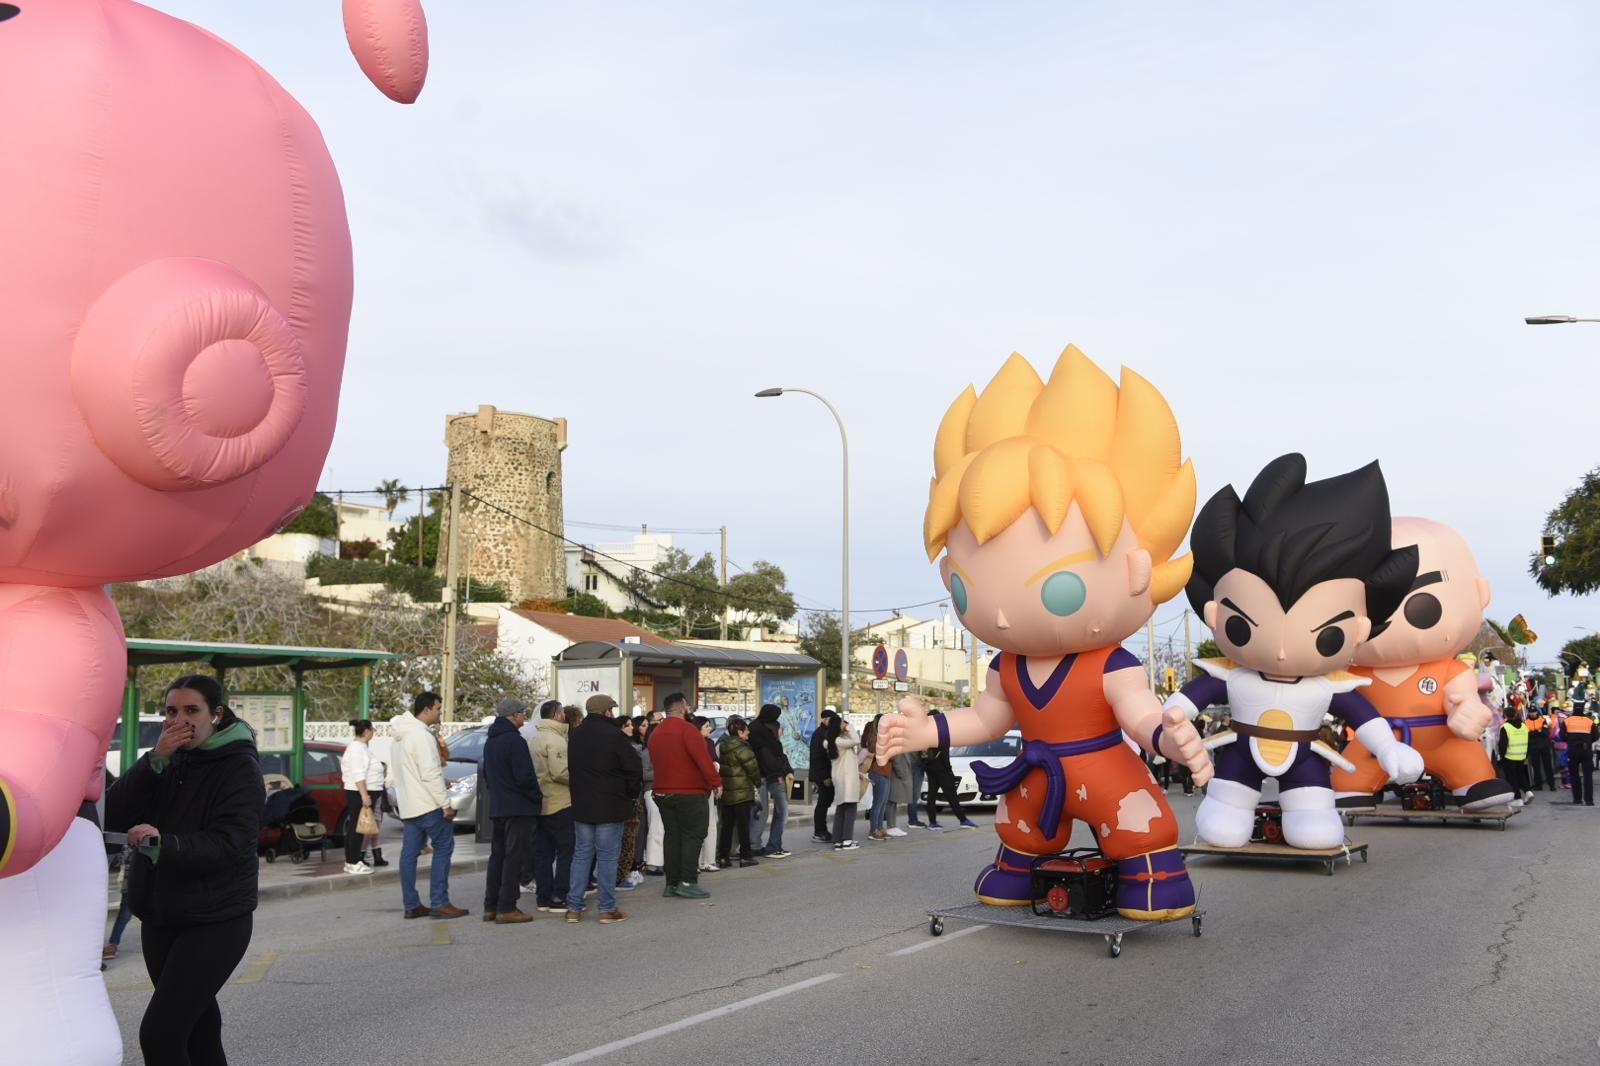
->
xmin=942 ymin=729 xmax=1022 ymax=808
xmin=105 ymin=715 xmax=165 ymax=779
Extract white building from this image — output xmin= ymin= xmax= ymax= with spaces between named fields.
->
xmin=333 ymin=498 xmax=408 ymax=554
xmin=565 ymin=531 xmax=673 ymax=612
xmin=852 ymin=611 xmax=985 ymax=697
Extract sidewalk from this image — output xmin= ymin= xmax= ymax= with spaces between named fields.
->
xmin=106 ymin=808 xmax=821 ymax=912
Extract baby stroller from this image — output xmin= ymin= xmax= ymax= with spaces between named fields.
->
xmin=259 ymin=787 xmax=329 ymax=865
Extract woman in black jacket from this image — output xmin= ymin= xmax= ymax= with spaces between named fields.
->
xmin=107 ymin=674 xmax=265 ymax=1066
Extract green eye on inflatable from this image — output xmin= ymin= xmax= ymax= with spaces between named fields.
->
xmin=1041 ymin=571 xmax=1087 ymax=617
xmin=951 ymin=572 xmax=969 ymax=614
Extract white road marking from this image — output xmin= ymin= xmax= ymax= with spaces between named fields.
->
xmin=889 ymin=925 xmax=986 ymax=956
xmin=542 ymin=973 xmax=842 ymax=1064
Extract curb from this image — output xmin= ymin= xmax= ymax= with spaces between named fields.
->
xmin=106 ymin=854 xmax=494 ymax=914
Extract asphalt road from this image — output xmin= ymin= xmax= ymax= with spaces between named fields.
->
xmin=104 ymin=792 xmax=1600 ymax=1066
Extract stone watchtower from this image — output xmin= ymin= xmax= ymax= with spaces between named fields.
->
xmin=438 ymin=405 xmax=567 ymax=603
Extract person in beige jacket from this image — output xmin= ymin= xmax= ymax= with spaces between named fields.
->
xmin=526 ymin=700 xmax=573 ymax=912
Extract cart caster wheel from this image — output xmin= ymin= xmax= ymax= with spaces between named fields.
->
xmin=929 ymin=918 xmax=944 ymax=937
xmin=264 ymin=853 xmax=276 ymax=864
xmin=291 ymin=854 xmax=304 ymax=865
xmin=1360 ymin=850 xmax=1368 ymax=863
xmin=1192 ymin=915 xmax=1203 ymax=937
xmin=1343 ymin=814 xmax=1355 ymax=827
xmin=1107 ymin=936 xmax=1122 ymax=958
xmin=1324 ymin=861 xmax=1334 ymax=876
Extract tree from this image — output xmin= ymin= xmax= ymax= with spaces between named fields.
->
xmin=340 ymin=538 xmax=381 ymax=561
xmin=726 ymin=560 xmax=798 ymax=628
xmin=113 ymin=563 xmax=539 ymax=721
xmin=1531 ymin=468 xmax=1600 ymax=595
xmin=797 ymin=612 xmax=872 ymax=684
xmin=388 ymin=490 xmax=443 ymax=568
xmin=1190 ymin=638 xmax=1222 ymax=680
xmin=280 ymin=492 xmax=337 ymax=539
xmin=651 ymin=548 xmax=724 ymax=637
xmin=1562 ymin=634 xmax=1600 ymax=678
xmin=621 ymin=568 xmax=658 ymax=611
xmin=377 ymin=479 xmax=409 ymax=519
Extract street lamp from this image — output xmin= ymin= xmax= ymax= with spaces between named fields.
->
xmin=1525 ymin=315 xmax=1600 ymax=325
xmin=756 ymin=386 xmax=851 ymax=713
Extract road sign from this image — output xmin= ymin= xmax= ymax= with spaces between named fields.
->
xmin=893 ymin=681 xmax=910 ymax=692
xmin=871 ymin=679 xmax=891 ymax=690
xmin=894 ymin=650 xmax=909 ymax=683
xmin=872 ymin=646 xmax=889 ymax=679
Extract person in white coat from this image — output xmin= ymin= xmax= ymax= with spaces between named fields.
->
xmin=828 ymin=717 xmax=862 ymax=850
xmin=339 ymin=720 xmax=378 ymax=874
xmin=390 ymin=692 xmax=467 ymax=920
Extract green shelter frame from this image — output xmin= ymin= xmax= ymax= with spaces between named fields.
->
xmin=122 ymin=639 xmax=402 ymax=783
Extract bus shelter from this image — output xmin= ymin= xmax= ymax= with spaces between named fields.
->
xmin=551 ymin=638 xmax=825 ymax=771
xmin=122 ymin=638 xmax=401 ymax=784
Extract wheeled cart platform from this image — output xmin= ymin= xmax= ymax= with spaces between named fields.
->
xmin=1179 ymin=839 xmax=1368 ymax=876
xmin=924 ymin=901 xmax=1203 ymax=958
xmin=1342 ymin=805 xmax=1518 ymax=831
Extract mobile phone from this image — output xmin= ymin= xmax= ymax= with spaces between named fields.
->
xmin=145 ymin=834 xmax=161 ymax=849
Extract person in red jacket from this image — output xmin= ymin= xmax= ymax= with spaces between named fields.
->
xmin=646 ymin=693 xmax=721 ymax=899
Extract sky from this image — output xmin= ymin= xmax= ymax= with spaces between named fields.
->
xmin=159 ymin=1 xmax=1600 ymax=666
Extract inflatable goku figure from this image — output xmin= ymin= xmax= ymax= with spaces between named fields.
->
xmin=879 ymin=346 xmax=1211 ymax=920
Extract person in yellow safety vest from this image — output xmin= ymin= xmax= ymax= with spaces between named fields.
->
xmin=1525 ymin=705 xmax=1557 ymax=792
xmin=1496 ymin=709 xmax=1531 ymax=802
xmin=1561 ymin=710 xmax=1595 ymax=806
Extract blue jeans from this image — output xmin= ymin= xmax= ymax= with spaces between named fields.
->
xmin=909 ymin=762 xmax=926 ymax=823
xmin=400 ymin=808 xmax=456 ymax=910
xmin=761 ymin=779 xmax=788 ymax=851
xmin=108 ymin=890 xmax=133 ymax=946
xmin=566 ymin=821 xmax=624 ymax=915
xmin=869 ymin=774 xmax=892 ymax=831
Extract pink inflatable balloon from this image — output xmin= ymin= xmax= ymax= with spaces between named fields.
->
xmin=345 ymin=0 xmax=430 ymax=104
xmin=0 ymin=0 xmax=427 ymax=882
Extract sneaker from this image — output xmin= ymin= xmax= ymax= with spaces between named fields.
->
xmin=539 ymin=905 xmax=566 ymax=913
xmin=716 ymin=858 xmax=732 ymax=869
xmin=811 ymin=834 xmax=831 ymax=844
xmin=958 ymin=819 xmax=979 ymax=829
xmin=342 ymin=862 xmax=373 ymax=875
xmin=886 ymin=827 xmax=908 ymax=837
xmin=663 ymin=884 xmax=679 ymax=897
xmin=614 ymin=880 xmax=637 ymax=892
xmin=430 ymin=904 xmax=469 ymax=920
xmin=868 ymin=829 xmax=888 ymax=841
xmin=625 ymin=870 xmax=645 ymax=887
xmin=766 ymin=849 xmax=792 ymax=859
xmin=676 ymin=884 xmax=712 ymax=899
xmin=739 ymin=858 xmax=761 ymax=868
xmin=642 ymin=866 xmax=665 ymax=877
xmin=835 ymin=840 xmax=861 ymax=851
xmin=925 ymin=821 xmax=944 ymax=829
xmin=699 ymin=863 xmax=719 ymax=873
xmin=598 ymin=910 xmax=629 ymax=924
xmin=907 ymin=820 xmax=927 ymax=828
xmin=565 ymin=910 xmax=582 ymax=923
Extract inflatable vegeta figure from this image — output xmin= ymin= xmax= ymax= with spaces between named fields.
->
xmin=879 ymin=347 xmax=1212 ymax=920
xmin=1167 ymin=454 xmax=1426 ymax=849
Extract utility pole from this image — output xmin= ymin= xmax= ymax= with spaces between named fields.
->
xmin=968 ymin=631 xmax=980 ymax=707
xmin=417 ymin=488 xmax=426 ymax=568
xmin=440 ymin=482 xmax=463 ymax=722
xmin=1145 ymin=615 xmax=1157 ymax=691
xmin=720 ymin=525 xmax=729 ymax=641
xmin=1183 ymin=609 xmax=1192 ymax=675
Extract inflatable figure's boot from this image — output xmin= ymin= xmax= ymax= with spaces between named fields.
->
xmin=1279 ymin=787 xmax=1344 ymax=849
xmin=1458 ymin=778 xmax=1516 ymax=812
xmin=1194 ymin=777 xmax=1258 ymax=847
xmin=0 ymin=819 xmax=122 ymax=1064
xmin=0 ymin=586 xmax=125 ymax=878
xmin=974 ymin=845 xmax=1041 ymax=906
xmin=1115 ymin=846 xmax=1195 ymax=920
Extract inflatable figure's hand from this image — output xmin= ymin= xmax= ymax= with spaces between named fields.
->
xmin=877 ymin=713 xmax=934 ymax=760
xmin=1159 ymin=704 xmax=1213 ymax=787
xmin=1445 ymin=690 xmax=1491 ymax=741
xmin=344 ymin=0 xmax=429 ymax=103
xmin=1378 ymin=741 xmax=1425 ymax=785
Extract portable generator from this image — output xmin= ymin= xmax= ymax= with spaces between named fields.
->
xmin=1029 ymin=848 xmax=1118 ymax=921
xmin=1399 ymin=776 xmax=1449 ymax=811
xmin=1251 ymin=803 xmax=1284 ymax=844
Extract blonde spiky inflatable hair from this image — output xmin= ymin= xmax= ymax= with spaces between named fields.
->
xmin=923 ymin=345 xmax=1197 ymax=605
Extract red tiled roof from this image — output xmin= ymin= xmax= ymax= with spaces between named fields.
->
xmin=510 ymin=609 xmax=675 ymax=647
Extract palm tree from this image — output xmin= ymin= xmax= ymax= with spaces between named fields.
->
xmin=377 ymin=479 xmax=409 ymax=518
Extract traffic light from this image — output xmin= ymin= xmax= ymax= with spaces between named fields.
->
xmin=1540 ymin=534 xmax=1556 ymax=566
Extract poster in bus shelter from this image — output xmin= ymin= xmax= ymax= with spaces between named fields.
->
xmin=757 ymin=671 xmax=819 ymax=769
